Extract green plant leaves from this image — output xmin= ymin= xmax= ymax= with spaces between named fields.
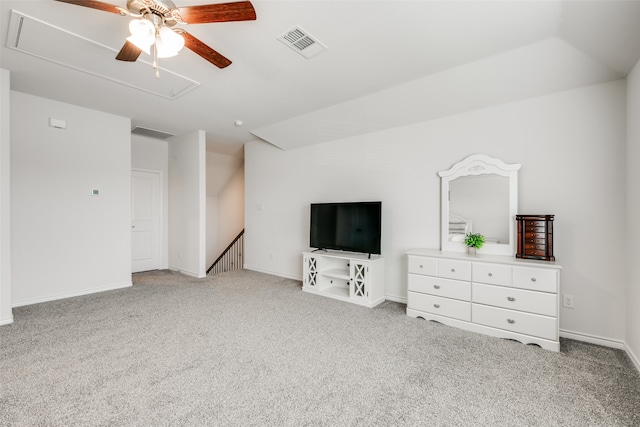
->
xmin=464 ymin=233 xmax=485 ymax=249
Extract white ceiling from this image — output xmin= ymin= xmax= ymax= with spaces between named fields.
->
xmin=2 ymin=1 xmax=640 ymax=156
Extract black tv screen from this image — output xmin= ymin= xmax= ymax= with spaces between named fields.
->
xmin=310 ymin=202 xmax=382 ymax=255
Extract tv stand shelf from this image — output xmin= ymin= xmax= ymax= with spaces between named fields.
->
xmin=322 ymin=268 xmax=351 ymax=281
xmin=302 ymin=251 xmax=385 ymax=307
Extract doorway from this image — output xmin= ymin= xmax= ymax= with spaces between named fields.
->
xmin=132 ymin=170 xmax=162 ymax=272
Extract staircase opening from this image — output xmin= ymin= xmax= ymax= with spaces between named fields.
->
xmin=207 ymin=229 xmax=244 ymax=275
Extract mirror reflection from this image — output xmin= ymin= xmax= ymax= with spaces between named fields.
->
xmin=439 ymin=154 xmax=521 ymax=256
xmin=448 ymin=174 xmax=510 ymax=244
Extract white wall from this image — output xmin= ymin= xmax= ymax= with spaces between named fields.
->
xmin=206 ymin=195 xmax=219 ymax=266
xmin=206 ymin=152 xmax=243 ymax=196
xmin=168 ymin=131 xmax=206 ymax=277
xmin=131 ymin=134 xmax=169 ymax=269
xmin=0 ymin=69 xmax=12 ymax=325
xmin=245 ymin=80 xmax=627 ymax=345
xmin=217 ymin=164 xmax=245 ymax=257
xmin=11 ymin=91 xmax=132 ymax=306
xmin=626 ymin=60 xmax=640 ymax=368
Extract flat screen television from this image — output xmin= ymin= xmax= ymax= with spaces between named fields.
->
xmin=310 ymin=201 xmax=382 ymax=255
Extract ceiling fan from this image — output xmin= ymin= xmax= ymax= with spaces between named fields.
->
xmin=54 ymin=0 xmax=256 ymax=76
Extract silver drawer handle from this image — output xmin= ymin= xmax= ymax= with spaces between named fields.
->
xmin=507 ymin=296 xmax=516 ymax=302
xmin=433 ymin=304 xmax=440 ymax=308
xmin=419 ymin=265 xmax=423 ymax=268
xmin=433 ymin=285 xmax=441 ymax=289
xmin=507 ymin=319 xmax=515 ymax=324
xmin=488 ymin=273 xmax=493 ymax=277
xmin=531 ymin=277 xmax=537 ymax=282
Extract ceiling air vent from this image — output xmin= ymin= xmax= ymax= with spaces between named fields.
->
xmin=131 ymin=126 xmax=174 ymax=140
xmin=278 ymin=26 xmax=327 ymax=59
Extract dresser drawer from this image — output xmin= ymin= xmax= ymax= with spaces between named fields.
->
xmin=472 ymin=283 xmax=557 ymax=317
xmin=437 ymin=259 xmax=471 ymax=281
xmin=408 ymin=256 xmax=437 ymax=276
xmin=524 ymin=242 xmax=547 ymax=250
xmin=524 ymin=232 xmax=546 ymax=240
xmin=522 ymin=249 xmax=548 ymax=257
xmin=472 ymin=304 xmax=557 ymax=340
xmin=513 ymin=267 xmax=558 ymax=293
xmin=408 ymin=292 xmax=471 ymax=321
xmin=524 ymin=220 xmax=547 ymax=230
xmin=408 ymin=274 xmax=471 ymax=301
xmin=472 ymin=262 xmax=511 ymax=286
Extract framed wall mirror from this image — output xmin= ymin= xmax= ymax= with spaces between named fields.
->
xmin=439 ymin=154 xmax=521 ymax=256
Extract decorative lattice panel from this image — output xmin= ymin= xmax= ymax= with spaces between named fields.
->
xmin=352 ymin=263 xmax=367 ymax=298
xmin=306 ymin=257 xmax=318 ymax=287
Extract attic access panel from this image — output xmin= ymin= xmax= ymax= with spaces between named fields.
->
xmin=5 ymin=10 xmax=200 ymax=100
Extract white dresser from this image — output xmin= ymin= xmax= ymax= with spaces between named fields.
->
xmin=406 ymin=249 xmax=562 ymax=351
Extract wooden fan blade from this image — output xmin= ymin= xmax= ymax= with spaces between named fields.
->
xmin=181 ymin=31 xmax=232 ymax=68
xmin=54 ymin=0 xmax=121 ymax=14
xmin=115 ymin=41 xmax=142 ymax=62
xmin=179 ymin=1 xmax=256 ymax=24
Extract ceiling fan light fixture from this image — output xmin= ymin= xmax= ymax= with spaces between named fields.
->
xmin=155 ymin=26 xmax=184 ymax=58
xmin=126 ymin=34 xmax=151 ymax=55
xmin=53 ymin=0 xmax=257 ymax=75
xmin=127 ymin=18 xmax=155 ymax=54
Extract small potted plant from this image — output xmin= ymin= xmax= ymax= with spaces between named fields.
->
xmin=464 ymin=233 xmax=485 ymax=255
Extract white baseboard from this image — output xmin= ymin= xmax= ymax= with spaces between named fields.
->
xmin=243 ymin=265 xmax=301 ymax=281
xmin=12 ymin=282 xmax=132 ymax=308
xmin=181 ymin=270 xmax=204 ymax=278
xmin=385 ymin=294 xmax=408 ymax=304
xmin=624 ymin=342 xmax=640 ymax=373
xmin=0 ymin=315 xmax=14 ymax=326
xmin=559 ymin=328 xmax=625 ymax=349
xmin=167 ymin=267 xmax=204 ymax=278
xmin=560 ymin=328 xmax=640 ymax=374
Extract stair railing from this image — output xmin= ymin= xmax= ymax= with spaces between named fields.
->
xmin=207 ymin=229 xmax=244 ymax=275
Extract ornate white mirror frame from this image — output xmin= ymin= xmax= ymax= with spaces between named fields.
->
xmin=439 ymin=154 xmax=521 ymax=256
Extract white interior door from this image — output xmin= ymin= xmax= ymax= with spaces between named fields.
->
xmin=132 ymin=170 xmax=161 ymax=273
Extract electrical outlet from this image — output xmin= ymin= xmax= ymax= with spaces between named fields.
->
xmin=563 ymin=294 xmax=575 ymax=309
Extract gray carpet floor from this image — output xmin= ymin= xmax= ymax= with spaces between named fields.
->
xmin=1 ymin=269 xmax=639 ymax=426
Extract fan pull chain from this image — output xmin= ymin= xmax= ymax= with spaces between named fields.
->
xmin=153 ymin=41 xmax=159 ymax=79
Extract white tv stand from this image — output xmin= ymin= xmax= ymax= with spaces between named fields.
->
xmin=302 ymin=251 xmax=385 ymax=307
